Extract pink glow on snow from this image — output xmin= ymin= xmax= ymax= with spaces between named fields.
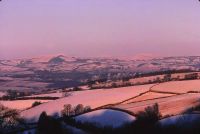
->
xmin=21 ymin=84 xmax=153 ymax=122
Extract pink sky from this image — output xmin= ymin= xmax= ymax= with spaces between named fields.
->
xmin=0 ymin=0 xmax=200 ymax=59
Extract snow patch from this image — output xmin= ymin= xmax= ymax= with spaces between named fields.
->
xmin=75 ymin=109 xmax=136 ymax=128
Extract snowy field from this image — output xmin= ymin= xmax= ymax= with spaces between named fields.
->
xmin=115 ymin=93 xmax=200 ymax=116
xmin=0 ymin=100 xmax=51 ymax=110
xmin=159 ymin=114 xmax=200 ymax=127
xmin=75 ymin=109 xmax=135 ymax=128
xmin=151 ymin=80 xmax=200 ymax=93
xmin=21 ymin=84 xmax=153 ymax=122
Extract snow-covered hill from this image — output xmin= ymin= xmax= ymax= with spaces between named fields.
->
xmin=75 ymin=109 xmax=136 ymax=128
xmin=1 ymin=55 xmax=200 ymax=92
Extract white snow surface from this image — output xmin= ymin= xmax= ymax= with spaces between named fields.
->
xmin=75 ymin=109 xmax=135 ymax=128
xmin=159 ymin=114 xmax=200 ymax=127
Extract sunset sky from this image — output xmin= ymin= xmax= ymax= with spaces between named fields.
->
xmin=0 ymin=0 xmax=200 ymax=59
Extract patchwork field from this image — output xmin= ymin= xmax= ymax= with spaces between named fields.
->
xmin=121 ymin=92 xmax=175 ymax=104
xmin=14 ymin=79 xmax=200 ymax=123
xmin=2 ymin=78 xmax=200 ymax=132
xmin=21 ymin=84 xmax=153 ymax=122
xmin=114 ymin=93 xmax=200 ymax=116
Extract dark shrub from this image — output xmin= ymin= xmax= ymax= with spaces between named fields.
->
xmin=74 ymin=104 xmax=84 ymax=115
xmin=184 ymin=73 xmax=198 ymax=80
xmin=32 ymin=101 xmax=42 ymax=107
xmin=37 ymin=111 xmax=63 ymax=134
xmin=136 ymin=103 xmax=161 ymax=124
xmin=0 ymin=104 xmax=22 ymax=133
xmin=61 ymin=104 xmax=72 ymax=116
xmin=130 ymin=103 xmax=162 ymax=134
xmin=83 ymin=106 xmax=91 ymax=112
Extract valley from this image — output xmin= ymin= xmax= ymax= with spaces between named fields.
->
xmin=1 ymin=55 xmax=200 ymax=134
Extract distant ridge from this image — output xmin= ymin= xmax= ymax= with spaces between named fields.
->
xmin=48 ymin=55 xmax=66 ymax=64
xmin=131 ymin=53 xmax=159 ymax=61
